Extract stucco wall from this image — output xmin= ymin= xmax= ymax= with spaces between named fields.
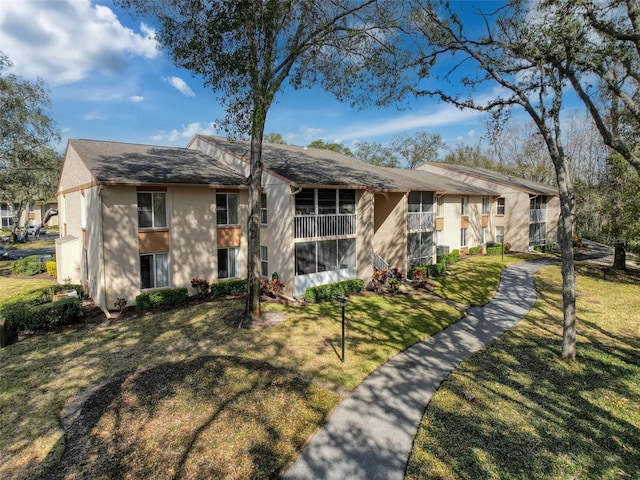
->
xmin=373 ymin=192 xmax=407 ymax=272
xmin=357 ymin=190 xmax=374 ymax=282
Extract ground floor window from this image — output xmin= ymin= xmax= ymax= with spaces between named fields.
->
xmin=460 ymin=228 xmax=468 ymax=247
xmin=140 ymin=253 xmax=169 ymax=289
xmin=260 ymin=246 xmax=268 ymax=277
xmin=495 ymin=226 xmax=505 ymax=244
xmin=295 ymin=238 xmax=356 ymax=276
xmin=218 ymin=247 xmax=239 ymax=279
xmin=482 ymin=226 xmax=489 ymax=244
xmin=529 ymin=223 xmax=546 ymax=246
xmin=408 ymin=231 xmax=433 ymax=269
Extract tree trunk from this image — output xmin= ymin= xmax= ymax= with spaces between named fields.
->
xmin=612 ymin=241 xmax=627 ymax=270
xmin=243 ymin=114 xmax=266 ymax=325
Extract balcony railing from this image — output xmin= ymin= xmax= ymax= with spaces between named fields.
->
xmin=407 ymin=211 xmax=435 ymax=231
xmin=530 ymin=208 xmax=547 ymax=223
xmin=295 ymin=213 xmax=356 ymax=239
xmin=373 ymin=252 xmax=390 ymax=271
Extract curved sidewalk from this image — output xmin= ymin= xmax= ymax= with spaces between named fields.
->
xmin=283 ymin=259 xmax=556 ymax=480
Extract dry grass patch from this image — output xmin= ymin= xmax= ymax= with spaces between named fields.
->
xmin=406 ymin=264 xmax=640 ymax=480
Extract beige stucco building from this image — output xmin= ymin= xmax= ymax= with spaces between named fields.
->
xmin=56 ymin=136 xmax=558 ymax=311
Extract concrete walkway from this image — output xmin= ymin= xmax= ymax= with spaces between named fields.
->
xmin=283 ymin=259 xmax=556 ymax=480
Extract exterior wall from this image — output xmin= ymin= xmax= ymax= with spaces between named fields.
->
xmin=372 ymin=192 xmax=407 ymax=273
xmin=497 ymin=191 xmax=531 ymax=251
xmin=437 ymin=195 xmax=462 ymax=252
xmin=264 ymin=180 xmax=295 ymax=296
xmin=545 ymin=195 xmax=560 ymax=244
xmin=356 ymin=190 xmax=375 ymax=282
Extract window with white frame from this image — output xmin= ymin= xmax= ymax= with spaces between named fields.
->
xmin=497 ymin=197 xmax=506 ymax=215
xmin=436 ymin=230 xmax=443 ymax=246
xmin=138 ymin=192 xmax=167 ymax=229
xmin=482 ymin=226 xmax=489 ymax=244
xmin=260 ymin=193 xmax=267 ymax=225
xmin=294 ymin=238 xmax=356 ymax=275
xmin=496 ymin=226 xmax=505 ymax=244
xmin=461 ymin=227 xmax=468 ymax=247
xmin=140 ymin=253 xmax=169 ymax=289
xmin=482 ymin=197 xmax=489 ymax=215
xmin=80 ymin=193 xmax=87 ymax=229
xmin=1 ymin=203 xmax=15 ymax=228
xmin=295 ymin=188 xmax=356 ymax=215
xmin=260 ymin=245 xmax=268 ymax=277
xmin=436 ymin=195 xmax=444 ymax=217
xmin=218 ymin=247 xmax=239 ymax=279
xmin=461 ymin=196 xmax=469 ymax=216
xmin=407 ymin=231 xmax=433 ymax=269
xmin=216 ymin=193 xmax=239 ymax=225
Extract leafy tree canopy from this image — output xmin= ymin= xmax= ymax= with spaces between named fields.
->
xmin=307 ymin=139 xmax=353 ymax=156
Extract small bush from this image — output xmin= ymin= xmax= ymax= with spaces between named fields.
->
xmin=45 ymin=261 xmax=57 ymax=277
xmin=487 ymin=244 xmax=509 ymax=256
xmin=190 ymin=278 xmax=210 ymax=297
xmin=261 ymin=278 xmax=285 ymax=298
xmin=410 ymin=262 xmax=447 ymax=281
xmin=371 ymin=267 xmax=403 ymax=294
xmin=437 ymin=250 xmax=460 ymax=265
xmin=469 ymin=246 xmax=481 ymax=255
xmin=304 ymin=279 xmax=364 ymax=303
xmin=210 ymin=279 xmax=247 ymax=298
xmin=135 ymin=288 xmax=189 ymax=310
xmin=114 ymin=297 xmax=127 ymax=313
xmin=11 ymin=255 xmax=45 ymax=276
xmin=4 ymin=298 xmax=81 ymax=334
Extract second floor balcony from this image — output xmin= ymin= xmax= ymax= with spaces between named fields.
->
xmin=295 ymin=213 xmax=356 ymax=239
xmin=407 ymin=211 xmax=435 ymax=232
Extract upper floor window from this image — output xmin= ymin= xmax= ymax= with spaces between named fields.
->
xmin=482 ymin=197 xmax=489 ymax=215
xmin=436 ymin=195 xmax=444 ymax=217
xmin=408 ymin=191 xmax=433 ymax=213
xmin=216 ymin=193 xmax=239 ymax=225
xmin=461 ymin=196 xmax=469 ymax=216
xmin=138 ymin=192 xmax=167 ymax=229
xmin=260 ymin=193 xmax=267 ymax=225
xmin=295 ymin=189 xmax=356 ymax=215
xmin=497 ymin=197 xmax=506 ymax=215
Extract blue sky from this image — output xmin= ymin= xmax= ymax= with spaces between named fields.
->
xmin=0 ymin=0 xmax=493 ymax=153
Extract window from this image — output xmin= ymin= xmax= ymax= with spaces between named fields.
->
xmin=482 ymin=197 xmax=489 ymax=215
xmin=140 ymin=253 xmax=169 ymax=289
xmin=496 ymin=226 xmax=505 ymax=244
xmin=461 ymin=196 xmax=469 ymax=216
xmin=218 ymin=247 xmax=239 ymax=279
xmin=260 ymin=193 xmax=267 ymax=224
xmin=408 ymin=231 xmax=433 ymax=269
xmin=436 ymin=230 xmax=443 ymax=246
xmin=461 ymin=228 xmax=468 ymax=247
xmin=295 ymin=188 xmax=356 ymax=215
xmin=295 ymin=189 xmax=315 ymax=215
xmin=295 ymin=239 xmax=356 ymax=275
xmin=529 ymin=223 xmax=547 ymax=246
xmin=138 ymin=192 xmax=167 ymax=229
xmin=216 ymin=193 xmax=239 ymax=225
xmin=436 ymin=195 xmax=444 ymax=217
xmin=1 ymin=203 xmax=15 ymax=228
xmin=409 ymin=191 xmax=433 ymax=213
xmin=339 ymin=190 xmax=356 ymax=214
xmin=482 ymin=226 xmax=489 ymax=244
xmin=261 ymin=245 xmax=268 ymax=277
xmin=318 ymin=189 xmax=337 ymax=215
xmin=497 ymin=197 xmax=505 ymax=215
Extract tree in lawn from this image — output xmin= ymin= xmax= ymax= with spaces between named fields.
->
xmin=118 ymin=0 xmax=403 ymax=324
xmin=403 ymin=0 xmax=579 ymax=358
xmin=0 ymin=53 xmax=61 ymax=238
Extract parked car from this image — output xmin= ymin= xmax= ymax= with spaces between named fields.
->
xmin=26 ymin=225 xmax=46 ymax=235
xmin=0 ymin=245 xmax=9 ymax=260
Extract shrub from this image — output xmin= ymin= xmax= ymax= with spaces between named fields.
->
xmin=410 ymin=262 xmax=447 ymax=287
xmin=11 ymin=255 xmax=45 ymax=276
xmin=210 ymin=279 xmax=247 ymax=298
xmin=469 ymin=246 xmax=481 ymax=255
xmin=46 ymin=261 xmax=57 ymax=277
xmin=261 ymin=278 xmax=285 ymax=298
xmin=4 ymin=298 xmax=81 ymax=334
xmin=371 ymin=267 xmax=403 ymax=294
xmin=437 ymin=250 xmax=460 ymax=265
xmin=304 ymin=279 xmax=364 ymax=303
xmin=135 ymin=288 xmax=189 ymax=310
xmin=114 ymin=297 xmax=127 ymax=313
xmin=190 ymin=278 xmax=210 ymax=297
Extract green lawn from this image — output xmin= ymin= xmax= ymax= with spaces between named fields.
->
xmin=406 ymin=264 xmax=640 ymax=480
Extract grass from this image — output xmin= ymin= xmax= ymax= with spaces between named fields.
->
xmin=406 ymin=263 xmax=640 ymax=480
xmin=0 ymin=264 xmax=471 ymax=480
xmin=0 ymin=262 xmax=56 ymax=297
xmin=4 ymin=238 xmax=55 ymax=251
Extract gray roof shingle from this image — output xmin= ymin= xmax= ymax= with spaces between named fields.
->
xmin=68 ymin=139 xmax=246 ymax=186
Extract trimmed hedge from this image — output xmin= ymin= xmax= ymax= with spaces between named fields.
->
xmin=46 ymin=261 xmax=57 ymax=277
xmin=135 ymin=288 xmax=189 ymax=310
xmin=409 ymin=262 xmax=447 ymax=279
xmin=304 ymin=279 xmax=364 ymax=304
xmin=487 ymin=245 xmax=508 ymax=256
xmin=4 ymin=298 xmax=81 ymax=334
xmin=469 ymin=246 xmax=481 ymax=255
xmin=436 ymin=249 xmax=460 ymax=265
xmin=210 ymin=279 xmax=248 ymax=298
xmin=11 ymin=255 xmax=45 ymax=276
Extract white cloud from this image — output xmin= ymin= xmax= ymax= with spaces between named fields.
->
xmin=166 ymin=76 xmax=195 ymax=96
xmin=129 ymin=95 xmax=144 ymax=103
xmin=0 ymin=0 xmax=159 ymax=85
xmin=83 ymin=111 xmax=107 ymax=121
xmin=151 ymin=122 xmax=217 ymax=143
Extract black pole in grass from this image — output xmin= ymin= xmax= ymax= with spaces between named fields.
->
xmin=339 ymin=297 xmax=347 ymax=363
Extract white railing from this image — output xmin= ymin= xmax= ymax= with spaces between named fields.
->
xmin=530 ymin=208 xmax=547 ymax=223
xmin=373 ymin=252 xmax=390 ymax=271
xmin=407 ymin=212 xmax=435 ymax=231
xmin=295 ymin=213 xmax=356 ymax=239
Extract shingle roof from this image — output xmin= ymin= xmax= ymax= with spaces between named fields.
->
xmin=68 ymin=139 xmax=246 ymax=186
xmin=420 ymin=162 xmax=559 ymax=196
xmin=193 ymin=135 xmax=498 ymax=194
